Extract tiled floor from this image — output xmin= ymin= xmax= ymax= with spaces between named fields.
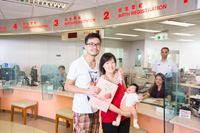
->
xmin=0 ymin=111 xmax=147 ymax=133
xmin=0 ymin=111 xmax=70 ymax=133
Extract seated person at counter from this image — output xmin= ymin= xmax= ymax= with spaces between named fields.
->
xmin=56 ymin=65 xmax=67 ymax=90
xmin=143 ymin=73 xmax=165 ymax=100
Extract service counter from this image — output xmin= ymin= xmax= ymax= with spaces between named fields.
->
xmin=0 ymin=85 xmax=73 ymax=119
xmin=0 ymin=85 xmax=200 ymax=133
xmin=170 ymin=115 xmax=200 ymax=133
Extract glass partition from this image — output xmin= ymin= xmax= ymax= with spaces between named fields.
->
xmin=41 ymin=64 xmax=59 ymax=100
xmin=164 ymin=72 xmax=187 ymax=132
xmin=1 ymin=63 xmax=19 ymax=89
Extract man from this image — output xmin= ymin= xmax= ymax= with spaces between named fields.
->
xmin=65 ymin=33 xmax=101 ymax=133
xmin=56 ymin=65 xmax=67 ymax=90
xmin=58 ymin=65 xmax=66 ymax=76
xmin=152 ymin=47 xmax=178 ymax=75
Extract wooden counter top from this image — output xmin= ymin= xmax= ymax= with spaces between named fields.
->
xmin=170 ymin=115 xmax=200 ymax=132
xmin=9 ymin=85 xmax=42 ymax=92
xmin=8 ymin=85 xmax=74 ymax=98
xmin=180 ymin=83 xmax=200 ymax=89
xmin=137 ymin=103 xmax=163 ymax=120
xmin=48 ymin=90 xmax=74 ymax=98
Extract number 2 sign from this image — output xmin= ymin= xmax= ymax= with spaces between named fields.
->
xmin=104 ymin=11 xmax=110 ymax=20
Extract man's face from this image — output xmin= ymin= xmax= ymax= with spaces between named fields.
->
xmin=161 ymin=49 xmax=169 ymax=59
xmin=59 ymin=68 xmax=65 ymax=75
xmin=84 ymin=38 xmax=101 ymax=57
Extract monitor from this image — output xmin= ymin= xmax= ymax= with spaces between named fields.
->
xmin=31 ymin=67 xmax=38 ymax=82
xmin=1 ymin=68 xmax=15 ymax=81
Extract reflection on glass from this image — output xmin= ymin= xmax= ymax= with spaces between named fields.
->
xmin=41 ymin=64 xmax=59 ymax=94
xmin=135 ymin=49 xmax=142 ymax=67
xmin=1 ymin=63 xmax=19 ymax=89
xmin=164 ymin=72 xmax=186 ymax=122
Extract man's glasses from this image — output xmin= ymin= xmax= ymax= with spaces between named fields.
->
xmin=86 ymin=42 xmax=101 ymax=47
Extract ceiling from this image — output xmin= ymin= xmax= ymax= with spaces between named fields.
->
xmin=103 ymin=12 xmax=200 ymax=42
xmin=0 ymin=0 xmax=122 ymax=20
xmin=1 ymin=0 xmax=200 ymax=43
xmin=36 ymin=12 xmax=200 ymax=43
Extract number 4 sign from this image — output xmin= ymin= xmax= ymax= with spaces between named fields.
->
xmin=13 ymin=23 xmax=17 ymax=29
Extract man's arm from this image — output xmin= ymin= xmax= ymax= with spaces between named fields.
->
xmin=65 ymin=78 xmax=100 ymax=95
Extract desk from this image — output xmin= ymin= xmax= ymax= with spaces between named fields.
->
xmin=0 ymin=86 xmax=73 ymax=119
xmin=48 ymin=90 xmax=74 ymax=98
xmin=141 ymin=98 xmax=163 ymax=107
xmin=170 ymin=115 xmax=200 ymax=133
xmin=9 ymin=85 xmax=42 ymax=92
xmin=134 ymin=77 xmax=154 ymax=84
xmin=180 ymin=83 xmax=200 ymax=103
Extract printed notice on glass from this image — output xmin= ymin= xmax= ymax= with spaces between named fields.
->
xmin=89 ymin=77 xmax=118 ymax=112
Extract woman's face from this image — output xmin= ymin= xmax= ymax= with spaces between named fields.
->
xmin=155 ymin=76 xmax=163 ymax=86
xmin=103 ymin=58 xmax=116 ymax=74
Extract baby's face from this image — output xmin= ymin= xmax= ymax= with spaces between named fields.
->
xmin=127 ymin=86 xmax=136 ymax=94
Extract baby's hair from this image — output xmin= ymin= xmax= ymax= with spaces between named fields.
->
xmin=130 ymin=83 xmax=139 ymax=93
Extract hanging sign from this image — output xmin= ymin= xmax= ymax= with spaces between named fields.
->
xmin=0 ymin=0 xmax=198 ymax=35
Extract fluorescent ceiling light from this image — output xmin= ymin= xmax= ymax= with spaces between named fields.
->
xmin=160 ymin=20 xmax=195 ymax=27
xmin=177 ymin=39 xmax=194 ymax=42
xmin=171 ymin=33 xmax=195 ymax=36
xmin=133 ymin=28 xmax=160 ymax=33
xmin=149 ymin=36 xmax=155 ymax=39
xmin=149 ymin=36 xmax=170 ymax=40
xmin=103 ymin=37 xmax=123 ymax=40
xmin=115 ymin=33 xmax=138 ymax=37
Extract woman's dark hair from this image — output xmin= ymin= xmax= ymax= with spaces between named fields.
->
xmin=130 ymin=83 xmax=139 ymax=93
xmin=151 ymin=73 xmax=165 ymax=98
xmin=58 ymin=65 xmax=65 ymax=70
xmin=99 ymin=53 xmax=116 ymax=74
xmin=85 ymin=33 xmax=101 ymax=44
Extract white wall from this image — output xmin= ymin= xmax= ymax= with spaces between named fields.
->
xmin=144 ymin=40 xmax=200 ymax=69
xmin=130 ymin=40 xmax=145 ymax=77
xmin=0 ymin=35 xmax=132 ymax=76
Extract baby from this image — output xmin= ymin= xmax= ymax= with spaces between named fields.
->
xmin=112 ymin=83 xmax=143 ymax=129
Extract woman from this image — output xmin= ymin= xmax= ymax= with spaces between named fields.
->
xmin=143 ymin=73 xmax=165 ymax=100
xmin=99 ymin=53 xmax=130 ymax=133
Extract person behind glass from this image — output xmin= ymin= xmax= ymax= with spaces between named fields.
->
xmin=152 ymin=47 xmax=177 ymax=76
xmin=143 ymin=73 xmax=165 ymax=100
xmin=99 ymin=53 xmax=131 ymax=133
xmin=65 ymin=33 xmax=102 ymax=133
xmin=58 ymin=65 xmax=66 ymax=77
xmin=57 ymin=65 xmax=66 ymax=91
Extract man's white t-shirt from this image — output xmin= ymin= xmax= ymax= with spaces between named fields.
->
xmin=152 ymin=60 xmax=178 ymax=75
xmin=67 ymin=57 xmax=100 ymax=114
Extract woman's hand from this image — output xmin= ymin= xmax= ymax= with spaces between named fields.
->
xmin=138 ymin=96 xmax=143 ymax=100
